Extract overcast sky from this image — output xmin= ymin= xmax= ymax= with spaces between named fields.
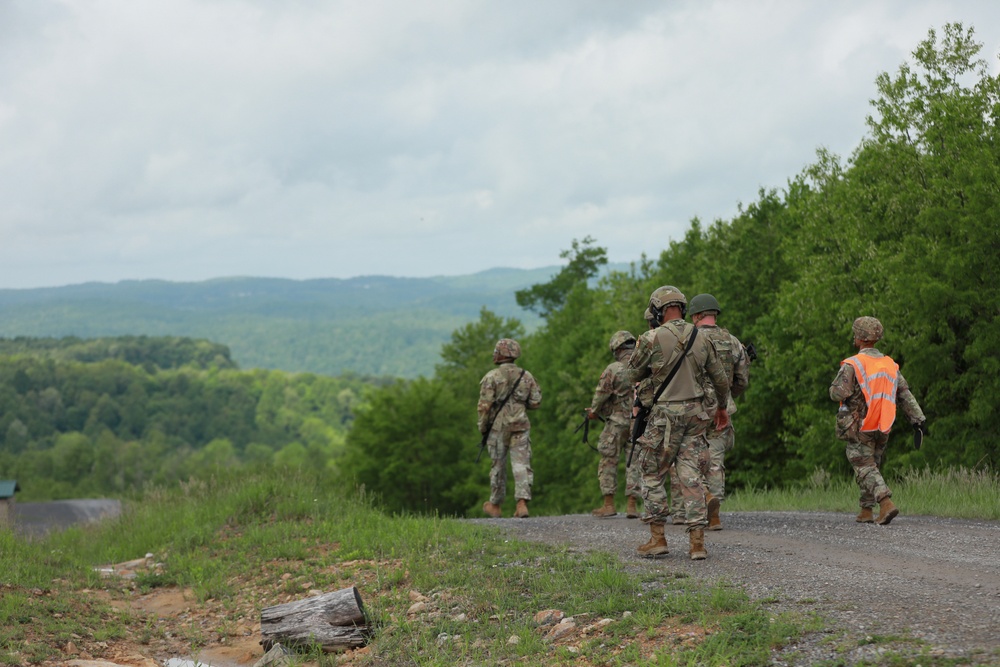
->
xmin=2 ymin=1 xmax=998 ymax=289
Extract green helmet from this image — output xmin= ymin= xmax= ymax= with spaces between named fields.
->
xmin=648 ymin=285 xmax=687 ymax=324
xmin=852 ymin=317 xmax=883 ymax=343
xmin=689 ymin=293 xmax=721 ymax=316
xmin=493 ymin=338 xmax=522 ymax=363
xmin=609 ymin=330 xmax=636 ymax=354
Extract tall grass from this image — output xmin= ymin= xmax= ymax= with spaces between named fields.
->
xmin=727 ymin=466 xmax=1000 ymax=520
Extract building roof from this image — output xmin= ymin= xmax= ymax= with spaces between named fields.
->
xmin=0 ymin=480 xmax=20 ymax=498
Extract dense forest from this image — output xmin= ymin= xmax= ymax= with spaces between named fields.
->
xmin=0 ymin=269 xmax=555 ymax=378
xmin=340 ymin=25 xmax=1000 ymax=516
xmin=0 ymin=336 xmax=389 ymax=500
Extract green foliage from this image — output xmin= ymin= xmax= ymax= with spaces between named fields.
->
xmin=0 ymin=271 xmax=553 ymax=378
xmin=342 ymin=308 xmax=525 ymax=515
xmin=344 ymin=23 xmax=999 ymax=516
xmin=1 ymin=468 xmax=811 ymax=666
xmin=515 ymin=236 xmax=607 ymax=317
xmin=0 ymin=335 xmax=236 ymax=371
xmin=341 ymin=378 xmax=476 ymax=515
xmin=0 ymin=336 xmax=383 ymax=500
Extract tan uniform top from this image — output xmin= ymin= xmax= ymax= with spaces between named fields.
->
xmin=589 ymin=352 xmax=634 ymax=426
xmin=626 ymin=318 xmax=730 ymax=409
xmin=478 ymin=362 xmax=542 ymax=433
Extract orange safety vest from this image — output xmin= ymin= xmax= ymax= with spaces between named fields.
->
xmin=842 ymin=354 xmax=899 ymax=433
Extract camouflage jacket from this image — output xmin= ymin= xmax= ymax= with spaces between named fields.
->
xmin=478 ymin=362 xmax=542 ymax=433
xmin=697 ymin=324 xmax=750 ymax=414
xmin=589 ymin=357 xmax=633 ymax=426
xmin=829 ymin=348 xmax=925 ymax=441
xmin=626 ymin=318 xmax=730 ymax=410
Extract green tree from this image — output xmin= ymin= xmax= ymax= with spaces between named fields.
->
xmin=515 ymin=236 xmax=607 ymax=317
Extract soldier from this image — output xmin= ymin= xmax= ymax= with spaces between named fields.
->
xmin=586 ymin=331 xmax=642 ymax=518
xmin=688 ymin=294 xmax=750 ymax=530
xmin=478 ymin=338 xmax=542 ymax=519
xmin=830 ymin=317 xmax=927 ymax=525
xmin=627 ymin=286 xmax=730 ymax=560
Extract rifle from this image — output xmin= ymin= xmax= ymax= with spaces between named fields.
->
xmin=744 ymin=341 xmax=758 ymax=363
xmin=476 ymin=369 xmax=527 ymax=463
xmin=627 ymin=327 xmax=699 ymax=467
xmin=573 ymin=410 xmax=603 ymax=453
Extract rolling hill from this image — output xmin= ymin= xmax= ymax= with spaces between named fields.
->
xmin=0 ymin=268 xmax=557 ymax=378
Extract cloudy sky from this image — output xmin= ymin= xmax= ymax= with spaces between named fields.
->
xmin=2 ymin=1 xmax=998 ymax=289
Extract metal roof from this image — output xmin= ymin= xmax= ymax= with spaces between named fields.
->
xmin=0 ymin=480 xmax=20 ymax=498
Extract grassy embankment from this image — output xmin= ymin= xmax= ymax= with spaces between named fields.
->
xmin=728 ymin=466 xmax=1000 ymax=520
xmin=1 ymin=467 xmax=996 ymax=666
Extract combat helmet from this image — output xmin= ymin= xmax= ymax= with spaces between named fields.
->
xmin=647 ymin=285 xmax=687 ymax=324
xmin=609 ymin=330 xmax=636 ymax=354
xmin=493 ymin=338 xmax=522 ymax=363
xmin=852 ymin=316 xmax=883 ymax=343
xmin=689 ymin=293 xmax=722 ymax=317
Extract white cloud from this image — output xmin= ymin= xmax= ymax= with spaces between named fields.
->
xmin=1 ymin=0 xmax=999 ymax=287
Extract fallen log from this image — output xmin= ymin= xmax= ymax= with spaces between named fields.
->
xmin=260 ymin=586 xmax=370 ymax=652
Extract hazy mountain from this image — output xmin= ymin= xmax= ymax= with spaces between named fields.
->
xmin=0 ymin=268 xmax=563 ymax=378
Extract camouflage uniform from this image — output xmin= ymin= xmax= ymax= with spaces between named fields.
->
xmin=830 ymin=347 xmax=924 ymax=510
xmin=590 ymin=346 xmax=641 ymax=498
xmin=697 ymin=325 xmax=750 ymax=502
xmin=479 ymin=361 xmax=542 ymax=506
xmin=627 ymin=319 xmax=730 ymax=531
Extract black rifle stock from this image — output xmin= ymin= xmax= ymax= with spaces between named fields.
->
xmin=476 ymin=369 xmax=527 ymax=463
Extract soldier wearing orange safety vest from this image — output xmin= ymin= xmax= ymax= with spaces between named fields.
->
xmin=830 ymin=317 xmax=927 ymax=525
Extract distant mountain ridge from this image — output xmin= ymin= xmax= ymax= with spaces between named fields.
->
xmin=0 ymin=268 xmax=567 ymax=378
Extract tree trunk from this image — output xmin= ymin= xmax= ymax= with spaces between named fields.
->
xmin=260 ymin=586 xmax=370 ymax=652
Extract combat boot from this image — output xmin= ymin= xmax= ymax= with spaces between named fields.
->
xmin=876 ymin=497 xmax=899 ymax=525
xmin=513 ymin=498 xmax=530 ymax=518
xmin=591 ymin=495 xmax=616 ymax=518
xmin=706 ymin=493 xmax=722 ymax=531
xmin=482 ymin=501 xmax=502 ymax=518
xmin=855 ymin=507 xmax=875 ymax=523
xmin=626 ymin=496 xmax=639 ymax=519
xmin=637 ymin=522 xmax=669 ymax=558
xmin=688 ymin=528 xmax=708 ymax=560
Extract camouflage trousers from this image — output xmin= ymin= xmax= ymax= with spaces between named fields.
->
xmin=668 ymin=423 xmax=732 ymax=513
xmin=596 ymin=419 xmax=642 ymax=497
xmin=845 ymin=434 xmax=891 ymax=508
xmin=635 ymin=400 xmax=712 ymax=531
xmin=703 ymin=423 xmax=734 ymax=501
xmin=487 ymin=427 xmax=533 ymax=505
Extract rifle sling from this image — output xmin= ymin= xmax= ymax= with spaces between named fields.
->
xmin=484 ymin=369 xmax=527 ymax=438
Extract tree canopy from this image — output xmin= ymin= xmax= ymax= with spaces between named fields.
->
xmin=341 ymin=23 xmax=999 ymax=515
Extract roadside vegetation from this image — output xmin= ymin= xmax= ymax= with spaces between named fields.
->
xmin=728 ymin=466 xmax=1000 ymax=520
xmin=3 ymin=467 xmax=995 ymax=666
xmin=2 ymin=469 xmax=812 ymax=667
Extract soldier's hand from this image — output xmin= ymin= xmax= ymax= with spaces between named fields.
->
xmin=714 ymin=408 xmax=730 ymax=431
xmin=918 ymin=420 xmax=930 ymax=437
xmin=586 ymin=408 xmax=598 ymax=420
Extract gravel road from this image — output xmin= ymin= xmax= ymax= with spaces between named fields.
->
xmin=474 ymin=510 xmax=1000 ymax=665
